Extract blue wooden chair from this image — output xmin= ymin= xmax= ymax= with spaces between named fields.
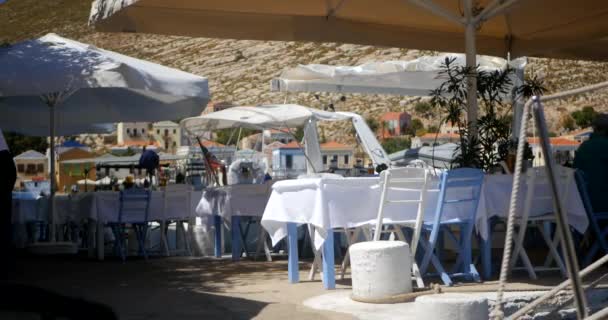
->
xmin=418 ymin=168 xmax=484 ymax=286
xmin=575 ymin=170 xmax=608 ymax=266
xmin=110 ymin=189 xmax=151 ymax=262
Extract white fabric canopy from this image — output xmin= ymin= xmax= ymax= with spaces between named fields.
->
xmin=272 ymin=54 xmax=526 ymax=96
xmin=181 ymin=104 xmax=391 ymax=169
xmin=0 ymin=33 xmax=210 ymax=136
xmin=181 ymin=104 xmax=349 ymax=133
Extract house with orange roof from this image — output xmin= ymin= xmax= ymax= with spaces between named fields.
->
xmin=320 ymin=141 xmax=355 ymax=170
xmin=380 ymin=111 xmax=412 ymax=138
xmin=528 ymin=137 xmax=581 ymax=167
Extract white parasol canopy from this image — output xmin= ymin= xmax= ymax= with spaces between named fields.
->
xmin=0 ymin=33 xmax=209 ymax=241
xmin=181 ymin=104 xmax=349 ymax=133
xmin=181 ymin=104 xmax=390 ymax=172
xmin=0 ymin=33 xmax=210 ymax=136
xmin=272 ymin=54 xmax=526 ymax=96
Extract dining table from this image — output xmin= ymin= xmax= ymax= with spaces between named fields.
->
xmin=260 ymin=172 xmax=588 ymax=289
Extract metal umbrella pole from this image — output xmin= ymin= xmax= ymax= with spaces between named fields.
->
xmin=531 ymin=97 xmax=587 ymax=319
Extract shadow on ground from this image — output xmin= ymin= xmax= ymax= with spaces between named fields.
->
xmin=3 ymin=254 xmax=295 ymax=320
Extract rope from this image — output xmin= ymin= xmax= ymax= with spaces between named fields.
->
xmin=490 ymin=99 xmax=533 ymax=319
xmin=492 ymin=79 xmax=608 ymax=319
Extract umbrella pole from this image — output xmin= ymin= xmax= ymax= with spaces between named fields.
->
xmin=464 ymin=0 xmax=478 ymax=135
xmin=48 ymin=99 xmax=56 ymax=243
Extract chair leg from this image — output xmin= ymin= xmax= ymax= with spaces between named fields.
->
xmin=112 ymin=225 xmax=126 ymax=262
xmin=538 ymin=223 xmax=567 ymax=277
xmin=509 ymin=227 xmax=538 ymax=280
xmin=160 ymin=220 xmax=170 ymax=257
xmin=418 ymin=237 xmax=452 ymax=286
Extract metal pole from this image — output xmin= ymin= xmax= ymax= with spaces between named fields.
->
xmin=464 ymin=0 xmax=478 ymax=135
xmin=531 ymin=97 xmax=587 ymax=319
xmin=48 ymin=99 xmax=56 ymax=242
xmin=512 ymin=67 xmax=525 ymax=141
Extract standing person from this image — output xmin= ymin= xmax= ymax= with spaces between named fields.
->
xmin=574 ymin=114 xmax=608 ymax=213
xmin=0 ymin=129 xmax=17 ymax=272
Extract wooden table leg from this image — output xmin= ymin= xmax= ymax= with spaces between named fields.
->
xmin=96 ymin=221 xmax=104 ymax=261
xmin=231 ymin=216 xmax=241 ymax=261
xmin=214 ymin=215 xmax=222 ymax=258
xmin=322 ymin=230 xmax=335 ymax=289
xmin=287 ymin=223 xmax=299 ymax=283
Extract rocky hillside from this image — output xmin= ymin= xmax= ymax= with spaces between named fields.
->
xmin=2 ymin=0 xmax=608 ymax=144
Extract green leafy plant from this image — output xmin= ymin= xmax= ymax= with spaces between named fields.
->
xmin=430 ymin=57 xmax=536 ymax=171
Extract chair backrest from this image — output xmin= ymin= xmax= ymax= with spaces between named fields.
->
xmin=119 ymin=188 xmax=151 ymax=223
xmin=433 ymin=168 xmax=485 ymax=224
xmin=522 ymin=165 xmax=573 ymax=220
xmin=163 ymin=184 xmax=192 ymax=220
xmin=373 ymin=167 xmax=429 ymax=251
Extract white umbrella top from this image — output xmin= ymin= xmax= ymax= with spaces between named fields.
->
xmin=89 ymin=0 xmax=608 ymax=61
xmin=272 ymin=54 xmax=526 ymax=96
xmin=1 ymin=33 xmax=209 ymax=97
xmin=181 ymin=104 xmax=350 ymax=133
xmin=0 ymin=33 xmax=210 ymax=136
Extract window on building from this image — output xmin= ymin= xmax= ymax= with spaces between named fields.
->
xmin=285 ymin=154 xmax=293 ymax=169
xmin=344 ymin=155 xmax=349 ymax=165
xmin=173 ymin=129 xmax=176 ymax=134
xmin=36 ymin=164 xmax=44 ymax=173
xmin=322 ymin=155 xmax=327 ymax=165
xmin=17 ymin=164 xmax=24 ymax=173
xmin=165 ymin=129 xmax=169 ymax=136
xmin=142 ymin=129 xmax=145 ymax=134
xmin=26 ymin=164 xmax=36 ymax=174
xmin=165 ymin=142 xmax=169 ymax=150
xmin=173 ymin=141 xmax=176 ymax=147
xmin=157 ymin=129 xmax=160 ymax=134
xmin=332 ymin=155 xmax=338 ymax=162
xmin=126 ymin=128 xmax=130 ymax=134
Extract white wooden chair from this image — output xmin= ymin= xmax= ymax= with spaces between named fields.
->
xmin=508 ymin=165 xmax=573 ymax=279
xmin=340 ymin=167 xmax=429 ymax=287
xmin=160 ymin=184 xmax=194 ymax=256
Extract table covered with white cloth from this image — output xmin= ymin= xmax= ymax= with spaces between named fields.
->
xmin=12 ymin=190 xmax=202 ymax=224
xmin=261 ymin=174 xmax=588 ymax=250
xmin=196 ymin=183 xmax=272 ymax=219
xmin=195 ymin=183 xmax=273 ymax=260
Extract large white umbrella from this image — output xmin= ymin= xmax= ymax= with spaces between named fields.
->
xmin=0 ymin=33 xmax=209 ymax=240
xmin=89 ymin=0 xmax=608 ymax=130
xmin=181 ymin=104 xmax=390 ymax=172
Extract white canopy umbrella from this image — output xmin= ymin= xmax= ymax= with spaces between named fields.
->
xmin=89 ymin=0 xmax=608 ymax=133
xmin=181 ymin=104 xmax=390 ymax=172
xmin=272 ymin=54 xmax=527 ymax=138
xmin=272 ymin=54 xmax=526 ymax=96
xmin=0 ymin=33 xmax=209 ymax=240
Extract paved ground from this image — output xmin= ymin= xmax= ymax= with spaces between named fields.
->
xmin=3 ymin=253 xmax=607 ymax=319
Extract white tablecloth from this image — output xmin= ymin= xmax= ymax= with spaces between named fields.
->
xmin=12 ymin=190 xmax=202 ymax=223
xmin=196 ymin=183 xmax=272 ymax=220
xmin=261 ymin=174 xmax=589 ymax=250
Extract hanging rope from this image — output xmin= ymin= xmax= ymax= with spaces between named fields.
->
xmin=492 ymin=79 xmax=608 ymax=319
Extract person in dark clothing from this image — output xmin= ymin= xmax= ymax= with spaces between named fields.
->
xmin=574 ymin=114 xmax=608 ymax=213
xmin=0 ymin=129 xmax=16 ymax=272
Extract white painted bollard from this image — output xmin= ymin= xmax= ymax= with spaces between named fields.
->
xmin=350 ymin=241 xmax=412 ymax=300
xmin=416 ymin=293 xmax=488 ymax=320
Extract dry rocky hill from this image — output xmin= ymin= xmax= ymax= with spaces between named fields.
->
xmin=3 ymin=0 xmax=608 ymax=145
